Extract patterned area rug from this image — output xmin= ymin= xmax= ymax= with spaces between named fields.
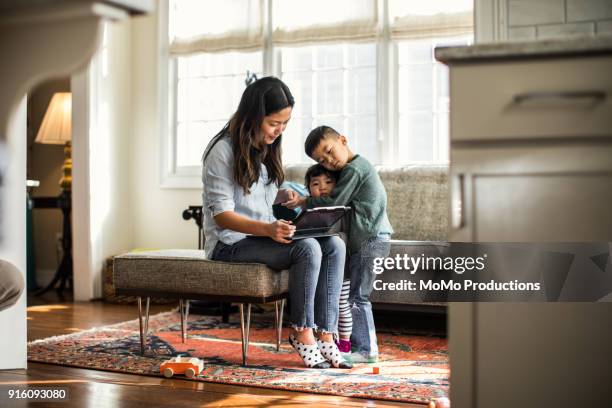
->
xmin=28 ymin=311 xmax=448 ymax=404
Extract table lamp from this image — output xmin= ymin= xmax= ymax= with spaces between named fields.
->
xmin=35 ymin=92 xmax=72 ymax=191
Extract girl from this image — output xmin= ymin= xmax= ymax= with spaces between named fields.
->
xmin=304 ymin=164 xmax=352 ymax=353
xmin=201 ymin=77 xmax=351 ymax=369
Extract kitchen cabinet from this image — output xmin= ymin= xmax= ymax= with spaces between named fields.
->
xmin=437 ymin=37 xmax=612 ymax=242
xmin=436 ymin=36 xmax=612 ymax=408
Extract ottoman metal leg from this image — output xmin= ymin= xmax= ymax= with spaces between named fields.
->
xmin=274 ymin=301 xmax=278 ymax=344
xmin=144 ymin=297 xmax=150 ymax=340
xmin=239 ymin=303 xmax=251 ymax=366
xmin=137 ymin=297 xmax=145 ymax=355
xmin=275 ymin=299 xmax=285 ymax=351
xmin=137 ymin=297 xmax=151 ymax=356
xmin=185 ymin=300 xmax=190 ymax=328
xmin=179 ymin=299 xmax=188 ymax=343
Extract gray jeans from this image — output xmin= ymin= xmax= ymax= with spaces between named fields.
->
xmin=348 ymin=233 xmax=391 ymax=357
xmin=212 ymin=236 xmax=346 ymax=333
xmin=0 ymin=260 xmax=24 ymax=312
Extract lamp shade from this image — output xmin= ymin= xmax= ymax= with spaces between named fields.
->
xmin=35 ymin=92 xmax=72 ymax=145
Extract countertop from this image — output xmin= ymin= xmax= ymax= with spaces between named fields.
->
xmin=435 ymin=35 xmax=612 ymax=64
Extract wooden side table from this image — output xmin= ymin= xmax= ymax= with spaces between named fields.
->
xmin=31 ymin=190 xmax=72 ymax=297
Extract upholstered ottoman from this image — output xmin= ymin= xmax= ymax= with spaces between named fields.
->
xmin=113 ymin=249 xmax=289 ymax=365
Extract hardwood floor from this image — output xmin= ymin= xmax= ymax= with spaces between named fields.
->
xmin=0 ymin=296 xmax=431 ymax=407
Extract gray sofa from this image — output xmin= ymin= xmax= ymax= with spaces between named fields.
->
xmin=284 ymin=164 xmax=450 ymax=311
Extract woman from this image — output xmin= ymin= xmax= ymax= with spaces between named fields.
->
xmin=201 ymin=77 xmax=351 ymax=369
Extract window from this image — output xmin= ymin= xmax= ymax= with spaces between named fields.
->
xmin=397 ymin=35 xmax=471 ymax=163
xmin=162 ymin=0 xmax=472 ymax=187
xmin=175 ymin=52 xmax=262 ymax=168
xmin=280 ymin=43 xmax=377 ymax=164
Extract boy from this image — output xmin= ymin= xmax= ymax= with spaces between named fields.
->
xmin=289 ymin=126 xmax=393 ymax=363
xmin=304 ymin=164 xmax=352 ymax=353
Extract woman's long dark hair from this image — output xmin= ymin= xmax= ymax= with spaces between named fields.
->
xmin=213 ymin=76 xmax=294 ymax=194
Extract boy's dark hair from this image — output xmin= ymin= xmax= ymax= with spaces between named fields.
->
xmin=304 ymin=164 xmax=339 ymax=193
xmin=304 ymin=125 xmax=340 ymax=157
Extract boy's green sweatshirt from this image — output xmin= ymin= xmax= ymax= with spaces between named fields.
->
xmin=306 ymin=155 xmax=393 ymax=254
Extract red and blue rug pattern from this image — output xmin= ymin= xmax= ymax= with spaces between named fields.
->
xmin=28 ymin=311 xmax=449 ymax=404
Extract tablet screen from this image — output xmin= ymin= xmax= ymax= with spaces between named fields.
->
xmin=294 ymin=207 xmax=350 ymax=231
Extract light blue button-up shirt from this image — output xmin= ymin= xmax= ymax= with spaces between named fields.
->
xmin=202 ymin=134 xmax=278 ymax=258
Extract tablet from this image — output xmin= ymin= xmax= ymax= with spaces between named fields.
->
xmin=293 ymin=206 xmax=351 ymax=232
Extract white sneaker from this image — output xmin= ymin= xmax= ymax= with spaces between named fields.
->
xmin=344 ymin=351 xmax=378 ymax=364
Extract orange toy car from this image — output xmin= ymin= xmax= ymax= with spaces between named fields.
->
xmin=160 ymin=356 xmax=204 ymax=378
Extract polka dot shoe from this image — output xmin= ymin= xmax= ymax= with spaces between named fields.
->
xmin=316 ymin=338 xmax=353 ymax=369
xmin=288 ymin=334 xmax=331 ymax=369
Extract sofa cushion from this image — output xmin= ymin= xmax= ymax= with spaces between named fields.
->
xmin=113 ymin=249 xmax=289 ymax=300
xmin=379 ymin=166 xmax=449 ymax=241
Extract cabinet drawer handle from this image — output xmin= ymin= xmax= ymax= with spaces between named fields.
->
xmin=513 ymin=90 xmax=606 ymax=105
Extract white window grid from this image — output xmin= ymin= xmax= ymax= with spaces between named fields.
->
xmin=160 ymin=0 xmax=473 ymax=188
xmin=278 ymin=44 xmax=377 ymax=164
xmin=397 ymin=36 xmax=472 ymax=163
xmin=173 ymin=52 xmax=264 ymax=170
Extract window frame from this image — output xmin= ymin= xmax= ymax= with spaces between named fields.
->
xmin=277 ymin=43 xmax=379 ymax=165
xmin=159 ymin=0 xmax=471 ymax=189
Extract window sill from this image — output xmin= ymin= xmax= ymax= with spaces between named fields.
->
xmin=160 ymin=172 xmax=203 ymax=189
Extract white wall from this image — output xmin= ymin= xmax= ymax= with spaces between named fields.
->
xmin=130 ymin=11 xmax=200 ymax=250
xmin=72 ymin=66 xmax=92 ymax=301
xmin=75 ymin=20 xmax=136 ymax=300
xmin=0 ymin=96 xmax=27 ymax=369
xmin=73 ymin=11 xmax=201 ymax=300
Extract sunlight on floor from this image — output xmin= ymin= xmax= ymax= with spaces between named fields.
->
xmin=27 ymin=304 xmax=70 ymax=313
xmin=205 ymin=392 xmax=357 ymax=408
xmin=189 ymin=335 xmax=275 ymax=348
xmin=0 ymin=380 xmax=88 ymax=385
